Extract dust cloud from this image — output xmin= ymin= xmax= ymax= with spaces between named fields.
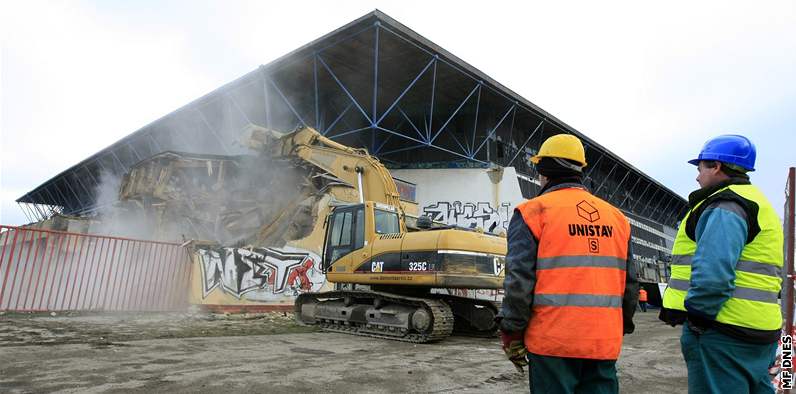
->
xmin=84 ymin=80 xmax=321 ymax=247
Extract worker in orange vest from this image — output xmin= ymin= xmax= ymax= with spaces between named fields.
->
xmin=639 ymin=288 xmax=648 ymax=312
xmin=497 ymin=134 xmax=639 ymax=393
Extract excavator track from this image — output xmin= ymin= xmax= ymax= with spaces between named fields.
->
xmin=294 ymin=291 xmax=454 ymax=343
xmin=434 ymin=294 xmax=499 ymax=337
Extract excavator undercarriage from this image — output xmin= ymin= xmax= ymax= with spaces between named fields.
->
xmin=295 ymin=290 xmax=498 ymax=343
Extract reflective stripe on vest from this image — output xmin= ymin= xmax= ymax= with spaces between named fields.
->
xmin=534 ymin=294 xmax=623 ymax=308
xmin=516 ymin=186 xmax=631 ymax=360
xmin=661 ymin=184 xmax=783 ymax=331
xmin=671 ymin=255 xmax=781 ymax=278
xmin=537 ymin=256 xmax=627 ymax=270
xmin=667 ymin=278 xmax=779 ymax=303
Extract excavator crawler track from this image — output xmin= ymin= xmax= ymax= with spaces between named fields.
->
xmin=434 ymin=294 xmax=499 ymax=337
xmin=295 ymin=291 xmax=454 ymax=343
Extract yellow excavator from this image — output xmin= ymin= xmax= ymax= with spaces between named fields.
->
xmin=245 ymin=125 xmax=507 ymax=343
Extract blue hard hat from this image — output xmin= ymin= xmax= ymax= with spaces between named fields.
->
xmin=688 ymin=134 xmax=756 ymax=171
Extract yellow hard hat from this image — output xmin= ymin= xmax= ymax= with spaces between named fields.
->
xmin=530 ymin=134 xmax=587 ymax=168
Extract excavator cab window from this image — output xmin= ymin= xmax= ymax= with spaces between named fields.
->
xmin=374 ymin=209 xmax=400 ymax=234
xmin=323 ymin=204 xmax=365 ymax=271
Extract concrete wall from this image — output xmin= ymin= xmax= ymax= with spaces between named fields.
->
xmin=188 ymin=245 xmax=330 ymax=310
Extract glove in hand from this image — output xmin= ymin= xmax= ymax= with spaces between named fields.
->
xmin=500 ymin=331 xmax=527 ymax=373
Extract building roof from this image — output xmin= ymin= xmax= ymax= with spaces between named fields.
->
xmin=18 ymin=10 xmax=687 ymax=227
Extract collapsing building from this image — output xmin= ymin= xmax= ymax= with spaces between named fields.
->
xmin=16 ymin=10 xmax=685 ymax=305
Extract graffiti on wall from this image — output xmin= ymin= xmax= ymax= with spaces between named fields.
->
xmin=197 ymin=246 xmax=325 ymax=301
xmin=423 ymin=201 xmax=512 ymax=231
xmin=433 ymin=288 xmax=505 ymax=301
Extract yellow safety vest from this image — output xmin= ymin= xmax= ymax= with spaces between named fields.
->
xmin=662 ymin=184 xmax=783 ymax=330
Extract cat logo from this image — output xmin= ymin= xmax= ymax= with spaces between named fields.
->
xmin=371 ymin=261 xmax=384 ymax=273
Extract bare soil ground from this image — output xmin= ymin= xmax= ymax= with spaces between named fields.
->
xmin=0 ymin=310 xmax=687 ymax=393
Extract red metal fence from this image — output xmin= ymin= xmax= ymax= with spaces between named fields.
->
xmin=785 ymin=168 xmax=795 ymax=338
xmin=0 ymin=225 xmax=192 ymax=312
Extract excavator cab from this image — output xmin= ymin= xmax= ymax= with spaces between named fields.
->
xmin=321 ymin=202 xmax=404 ymax=274
xmin=322 ymin=204 xmax=365 ymax=273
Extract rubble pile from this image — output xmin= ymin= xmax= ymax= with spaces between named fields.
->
xmin=113 ymin=151 xmax=319 ymax=246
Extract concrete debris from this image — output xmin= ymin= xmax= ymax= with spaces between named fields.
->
xmin=112 ymin=151 xmax=325 ymax=246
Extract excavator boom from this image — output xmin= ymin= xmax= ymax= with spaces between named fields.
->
xmin=244 ymin=125 xmax=404 ymax=210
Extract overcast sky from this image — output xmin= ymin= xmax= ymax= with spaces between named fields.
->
xmin=1 ymin=0 xmax=795 ymax=226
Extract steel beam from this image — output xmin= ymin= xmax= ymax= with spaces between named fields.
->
xmin=632 ymin=182 xmax=654 ymax=211
xmin=470 ymin=84 xmax=482 ymax=154
xmin=373 ymin=23 xmax=379 ymax=123
xmin=619 ymin=176 xmax=643 ymax=208
xmin=191 ymin=109 xmax=230 ymax=154
xmin=374 ymin=133 xmax=393 ymax=154
xmin=227 ymin=92 xmax=253 ymax=126
xmin=447 ymin=130 xmax=469 ymax=156
xmin=430 ymin=83 xmax=480 ymax=143
xmin=51 ymin=180 xmax=77 ymax=213
xmin=375 ymin=57 xmax=435 ymax=126
xmin=126 ymin=142 xmax=143 ymax=162
xmin=267 ymin=77 xmax=309 ymax=127
xmin=594 ymin=163 xmax=620 ymax=198
xmin=376 ymin=126 xmax=487 ymax=164
xmin=327 ymin=126 xmax=373 ymax=140
xmin=653 ymin=194 xmax=677 ymax=223
xmin=18 ymin=203 xmax=33 ymax=223
xmin=583 ymin=152 xmax=607 ymax=184
xmin=427 ymin=56 xmax=438 ymax=142
xmin=323 ymin=103 xmax=353 ymax=136
xmin=68 ymin=171 xmax=93 ymax=202
xmin=318 ymin=56 xmax=371 ymax=124
xmin=506 ymin=102 xmax=517 ymax=151
xmin=314 ymin=53 xmax=320 ymax=130
xmin=147 ymin=132 xmax=164 ymax=153
xmin=507 ymin=120 xmax=545 ymax=166
xmin=472 ymin=103 xmax=515 ymax=158
xmin=397 ymin=106 xmax=426 ymax=143
xmin=647 ymin=194 xmax=668 ymax=222
xmin=640 ymin=188 xmax=662 ymax=217
xmin=379 ymin=143 xmax=428 ymax=156
xmin=263 ymin=74 xmax=272 ymax=129
xmin=109 ymin=151 xmax=127 ymax=173
xmin=608 ymin=169 xmax=632 ymax=202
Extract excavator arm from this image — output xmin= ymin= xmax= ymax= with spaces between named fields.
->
xmin=243 ymin=125 xmax=403 ymax=210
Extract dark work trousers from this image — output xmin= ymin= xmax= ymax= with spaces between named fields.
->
xmin=639 ymin=301 xmax=647 ymax=312
xmin=680 ymin=322 xmax=778 ymax=394
xmin=527 ymin=352 xmax=618 ymax=394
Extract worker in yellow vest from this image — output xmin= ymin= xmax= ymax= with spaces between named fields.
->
xmin=660 ymin=135 xmax=783 ymax=393
xmin=498 ymin=134 xmax=639 ymax=393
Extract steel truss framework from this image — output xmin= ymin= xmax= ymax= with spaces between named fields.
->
xmin=17 ymin=11 xmax=687 ymax=228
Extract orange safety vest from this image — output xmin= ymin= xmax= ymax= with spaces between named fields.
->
xmin=639 ymin=289 xmax=648 ymax=302
xmin=516 ymin=186 xmax=630 ymax=360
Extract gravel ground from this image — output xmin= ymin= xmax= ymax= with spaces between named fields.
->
xmin=0 ymin=309 xmax=689 ymax=393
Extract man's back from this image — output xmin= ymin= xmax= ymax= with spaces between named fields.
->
xmin=516 ymin=185 xmax=634 ymax=360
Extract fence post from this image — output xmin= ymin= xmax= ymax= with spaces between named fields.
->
xmin=782 ymin=167 xmax=796 ymax=394
xmin=786 ymin=167 xmax=795 ymax=339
